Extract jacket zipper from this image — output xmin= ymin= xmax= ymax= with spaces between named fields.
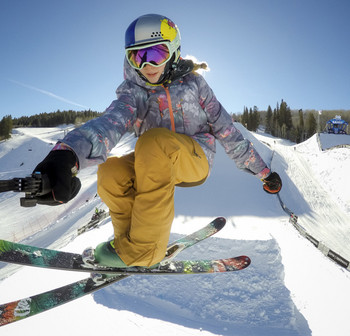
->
xmin=162 ymin=85 xmax=175 ymax=132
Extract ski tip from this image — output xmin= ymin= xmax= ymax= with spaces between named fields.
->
xmin=239 ymin=256 xmax=251 ymax=269
xmin=216 ymin=255 xmax=251 ymax=272
xmin=213 ymin=217 xmax=226 ymax=229
xmin=221 ymin=255 xmax=251 ymax=271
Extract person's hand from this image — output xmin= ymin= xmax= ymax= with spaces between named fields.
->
xmin=33 ymin=149 xmax=81 ymax=205
xmin=262 ymin=172 xmax=282 ymax=194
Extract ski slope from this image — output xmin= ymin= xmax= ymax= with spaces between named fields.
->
xmin=0 ymin=125 xmax=349 ymax=336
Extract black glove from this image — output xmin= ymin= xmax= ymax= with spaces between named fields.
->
xmin=262 ymin=172 xmax=282 ymax=194
xmin=33 ymin=150 xmax=81 ymax=205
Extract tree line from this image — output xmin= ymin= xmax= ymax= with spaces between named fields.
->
xmin=0 ymin=110 xmax=102 ymax=141
xmin=237 ymin=100 xmax=350 ymax=143
xmin=2 ymin=104 xmax=349 ymax=143
xmin=13 ymin=109 xmax=102 ymax=127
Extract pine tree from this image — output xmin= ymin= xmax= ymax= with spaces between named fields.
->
xmin=265 ymin=105 xmax=273 ymax=134
xmin=298 ymin=109 xmax=305 ymax=143
xmin=241 ymin=106 xmax=249 ymax=129
xmin=0 ymin=115 xmax=13 ymax=140
xmin=272 ymin=105 xmax=279 ymax=137
xmin=252 ymin=106 xmax=259 ymax=131
xmin=248 ymin=108 xmax=253 ymax=130
xmin=306 ymin=112 xmax=317 ymax=138
xmin=280 ymin=100 xmax=293 ymax=131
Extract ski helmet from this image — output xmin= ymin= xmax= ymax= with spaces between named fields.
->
xmin=125 ymin=14 xmax=181 ymax=84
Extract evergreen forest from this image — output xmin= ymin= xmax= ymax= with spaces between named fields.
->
xmin=0 ymin=110 xmax=101 ymax=140
xmin=235 ymin=100 xmax=350 ymax=143
xmin=1 ymin=102 xmax=349 ymax=143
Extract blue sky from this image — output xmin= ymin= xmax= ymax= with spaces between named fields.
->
xmin=1 ymin=0 xmax=350 ymax=118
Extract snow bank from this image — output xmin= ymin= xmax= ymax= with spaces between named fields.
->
xmin=1 ymin=126 xmax=350 ymax=336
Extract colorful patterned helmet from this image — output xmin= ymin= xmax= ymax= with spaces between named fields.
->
xmin=125 ymin=14 xmax=181 ymax=62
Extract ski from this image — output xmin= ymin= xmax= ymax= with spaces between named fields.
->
xmin=0 ymin=257 xmax=250 ymax=327
xmin=0 ymin=237 xmax=250 ymax=275
xmin=77 ymin=208 xmax=109 ymax=235
xmin=0 ymin=217 xmax=226 ymax=274
xmin=0 ymin=274 xmax=128 ymax=327
xmin=0 ymin=217 xmax=248 ymax=326
xmin=86 ymin=255 xmax=250 ymax=275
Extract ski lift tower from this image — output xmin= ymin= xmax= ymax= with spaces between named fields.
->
xmin=326 ymin=115 xmax=348 ymax=134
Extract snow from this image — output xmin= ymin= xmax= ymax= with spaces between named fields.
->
xmin=0 ymin=125 xmax=350 ymax=336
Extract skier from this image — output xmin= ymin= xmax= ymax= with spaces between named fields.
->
xmin=33 ymin=14 xmax=282 ymax=268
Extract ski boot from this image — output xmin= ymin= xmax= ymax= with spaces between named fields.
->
xmin=82 ymin=240 xmax=127 ymax=268
xmin=82 ymin=240 xmax=128 ymax=285
xmin=94 ymin=240 xmax=128 ymax=268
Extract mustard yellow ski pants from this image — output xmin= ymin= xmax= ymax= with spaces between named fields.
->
xmin=97 ymin=128 xmax=209 ymax=267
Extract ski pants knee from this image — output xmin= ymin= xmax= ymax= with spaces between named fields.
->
xmin=97 ymin=128 xmax=209 ymax=267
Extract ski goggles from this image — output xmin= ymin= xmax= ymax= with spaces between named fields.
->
xmin=126 ymin=42 xmax=172 ymax=70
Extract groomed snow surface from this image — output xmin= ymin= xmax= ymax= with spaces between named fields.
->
xmin=0 ymin=125 xmax=349 ymax=336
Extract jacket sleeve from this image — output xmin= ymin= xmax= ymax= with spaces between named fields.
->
xmin=196 ymin=75 xmax=269 ymax=177
xmin=62 ymin=81 xmax=137 ymax=169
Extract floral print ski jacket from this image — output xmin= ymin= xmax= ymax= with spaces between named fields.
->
xmin=62 ymin=59 xmax=270 ymax=178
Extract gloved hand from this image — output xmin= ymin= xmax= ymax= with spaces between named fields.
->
xmin=33 ymin=149 xmax=81 ymax=205
xmin=262 ymin=172 xmax=282 ymax=194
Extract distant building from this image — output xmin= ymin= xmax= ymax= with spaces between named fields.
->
xmin=326 ymin=116 xmax=348 ymax=134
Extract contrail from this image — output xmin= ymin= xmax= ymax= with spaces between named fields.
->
xmin=8 ymin=79 xmax=89 ymax=109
